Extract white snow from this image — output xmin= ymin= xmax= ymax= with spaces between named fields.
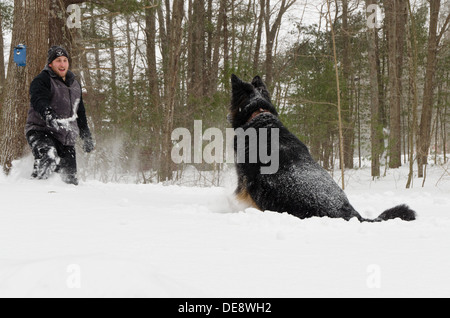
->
xmin=1 ymin=156 xmax=450 ymax=298
xmin=56 ymin=98 xmax=80 ymax=129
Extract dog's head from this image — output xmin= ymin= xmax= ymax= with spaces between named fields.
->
xmin=228 ymin=74 xmax=278 ymax=128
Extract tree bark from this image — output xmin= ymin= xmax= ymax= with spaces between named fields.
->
xmin=405 ymin=0 xmax=419 ymax=188
xmin=145 ymin=2 xmax=159 ymax=112
xmin=159 ymin=0 xmax=185 ymax=182
xmin=144 ymin=2 xmax=160 ymax=173
xmin=48 ymin=0 xmax=85 ymax=72
xmin=366 ymin=0 xmax=382 ymax=178
xmin=187 ymin=0 xmax=205 ymax=112
xmin=326 ymin=0 xmax=345 ymax=190
xmin=222 ymin=0 xmax=229 ymax=89
xmin=417 ymin=0 xmax=441 ymax=178
xmin=108 ymin=14 xmax=117 ymax=103
xmin=253 ymin=0 xmax=265 ymax=72
xmin=91 ymin=5 xmax=103 ymax=89
xmin=0 ymin=11 xmax=5 ymax=98
xmin=385 ymin=0 xmax=406 ymax=169
xmin=49 ymin=0 xmax=70 ymax=51
xmin=264 ymin=0 xmax=296 ymax=91
xmin=0 ymin=0 xmax=50 ymax=173
xmin=342 ymin=0 xmax=354 ymax=169
xmin=125 ymin=15 xmax=134 ymax=101
xmin=209 ymin=0 xmax=226 ymax=96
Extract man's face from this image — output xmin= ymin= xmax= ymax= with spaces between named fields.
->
xmin=49 ymin=56 xmax=69 ymax=80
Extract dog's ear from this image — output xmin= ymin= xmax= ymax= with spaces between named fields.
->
xmin=251 ymin=76 xmax=265 ymax=89
xmin=231 ymin=74 xmax=241 ymax=85
xmin=231 ymin=74 xmax=254 ymax=110
xmin=231 ymin=74 xmax=253 ymax=93
xmin=251 ymin=75 xmax=271 ymax=101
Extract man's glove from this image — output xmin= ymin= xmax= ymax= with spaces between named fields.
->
xmin=82 ymin=135 xmax=95 ymax=153
xmin=44 ymin=108 xmax=62 ymax=131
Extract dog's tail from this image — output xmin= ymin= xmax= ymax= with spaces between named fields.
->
xmin=355 ymin=204 xmax=416 ymax=223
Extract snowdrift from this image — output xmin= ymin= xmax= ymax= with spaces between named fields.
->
xmin=1 ymin=156 xmax=450 ymax=297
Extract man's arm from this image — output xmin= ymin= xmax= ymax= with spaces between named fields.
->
xmin=76 ymin=89 xmax=94 ymax=153
xmin=30 ymin=72 xmax=52 ymax=118
xmin=77 ymin=94 xmax=91 ymax=139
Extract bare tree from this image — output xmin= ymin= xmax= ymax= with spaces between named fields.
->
xmin=264 ymin=0 xmax=296 ymax=91
xmin=366 ymin=0 xmax=382 ymax=178
xmin=417 ymin=0 xmax=450 ymax=178
xmin=384 ymin=0 xmax=407 ymax=169
xmin=341 ymin=0 xmax=356 ymax=169
xmin=406 ymin=0 xmax=420 ymax=188
xmin=187 ymin=0 xmax=206 ymax=111
xmin=326 ymin=0 xmax=345 ymax=190
xmin=158 ymin=0 xmax=185 ymax=181
xmin=253 ymin=0 xmax=265 ymax=72
xmin=145 ymin=1 xmax=160 ymax=120
xmin=209 ymin=0 xmax=226 ymax=95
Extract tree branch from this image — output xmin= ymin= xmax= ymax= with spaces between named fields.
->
xmin=437 ymin=12 xmax=450 ymax=44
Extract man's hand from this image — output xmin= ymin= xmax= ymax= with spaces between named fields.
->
xmin=44 ymin=108 xmax=62 ymax=131
xmin=82 ymin=135 xmax=95 ymax=153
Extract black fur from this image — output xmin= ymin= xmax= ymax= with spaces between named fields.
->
xmin=229 ymin=74 xmax=416 ymax=222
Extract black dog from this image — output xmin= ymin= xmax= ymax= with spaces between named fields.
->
xmin=229 ymin=74 xmax=416 ymax=222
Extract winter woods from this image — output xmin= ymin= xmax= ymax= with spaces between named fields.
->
xmin=0 ymin=0 xmax=449 ymax=186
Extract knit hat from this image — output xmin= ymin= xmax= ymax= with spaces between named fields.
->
xmin=47 ymin=46 xmax=69 ymax=64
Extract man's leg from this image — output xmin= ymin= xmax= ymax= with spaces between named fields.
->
xmin=26 ymin=131 xmax=60 ymax=180
xmin=59 ymin=145 xmax=78 ymax=185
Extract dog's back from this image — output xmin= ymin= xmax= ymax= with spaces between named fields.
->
xmin=236 ymin=110 xmax=360 ymax=220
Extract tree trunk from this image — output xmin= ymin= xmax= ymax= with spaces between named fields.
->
xmin=406 ymin=0 xmax=419 ymax=189
xmin=342 ymin=0 xmax=354 ymax=169
xmin=79 ymin=25 xmax=93 ymax=91
xmin=187 ymin=0 xmax=205 ymax=113
xmin=264 ymin=0 xmax=296 ymax=91
xmin=417 ymin=0 xmax=441 ymax=178
xmin=443 ymin=88 xmax=448 ymax=164
xmin=253 ymin=0 xmax=265 ymax=72
xmin=230 ymin=0 xmax=236 ymax=70
xmin=209 ymin=0 xmax=226 ymax=96
xmin=237 ymin=0 xmax=252 ymax=72
xmin=385 ymin=0 xmax=406 ymax=169
xmin=108 ymin=14 xmax=117 ymax=103
xmin=159 ymin=0 xmax=185 ymax=182
xmin=366 ymin=0 xmax=382 ymax=178
xmin=91 ymin=5 xmax=103 ymax=89
xmin=145 ymin=2 xmax=160 ymax=115
xmin=222 ymin=0 xmax=230 ymax=89
xmin=205 ymin=0 xmax=213 ymax=96
xmin=48 ymin=0 xmax=84 ymax=72
xmin=0 ymin=0 xmax=50 ymax=173
xmin=396 ymin=0 xmax=407 ymax=163
xmin=125 ymin=15 xmax=134 ymax=101
xmin=326 ymin=0 xmax=345 ymax=190
xmin=145 ymin=2 xmax=160 ymax=172
xmin=0 ymin=11 xmax=5 ymax=98
xmin=49 ymin=0 xmax=71 ymax=51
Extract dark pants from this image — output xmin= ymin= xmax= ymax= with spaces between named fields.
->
xmin=26 ymin=130 xmax=78 ymax=185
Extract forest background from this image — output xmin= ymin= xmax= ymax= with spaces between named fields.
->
xmin=0 ymin=0 xmax=449 ymax=187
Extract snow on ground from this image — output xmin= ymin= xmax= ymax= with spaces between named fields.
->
xmin=1 ymin=155 xmax=450 ymax=298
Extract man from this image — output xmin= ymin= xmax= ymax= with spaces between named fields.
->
xmin=25 ymin=46 xmax=94 ymax=185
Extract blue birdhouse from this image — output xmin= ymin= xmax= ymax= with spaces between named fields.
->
xmin=14 ymin=44 xmax=27 ymax=67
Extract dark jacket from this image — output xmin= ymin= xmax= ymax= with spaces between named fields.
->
xmin=25 ymin=65 xmax=91 ymax=146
